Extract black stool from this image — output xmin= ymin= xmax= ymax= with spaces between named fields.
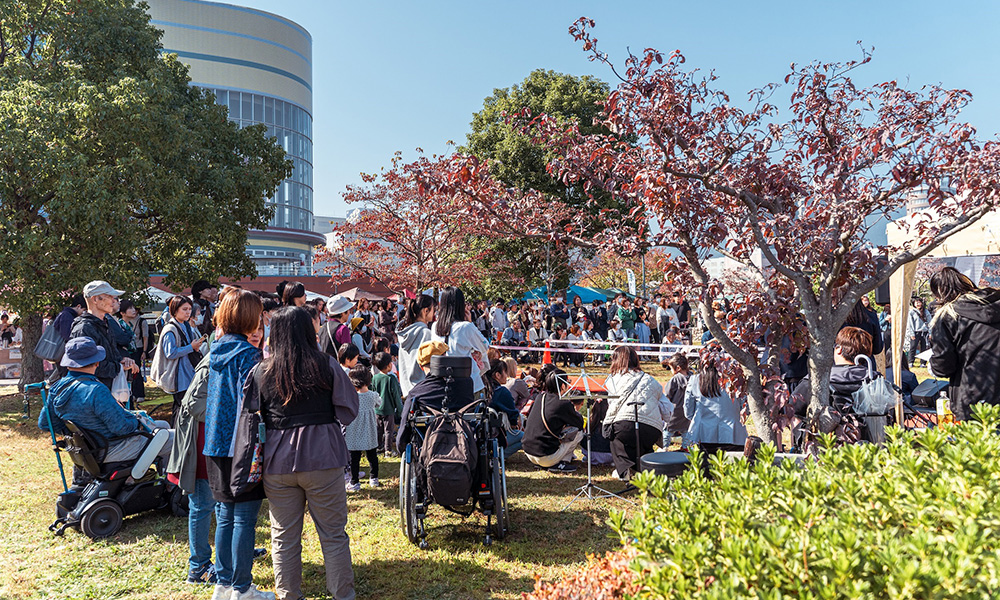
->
xmin=639 ymin=451 xmax=689 ymax=478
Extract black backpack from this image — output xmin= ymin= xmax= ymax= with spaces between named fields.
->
xmin=420 ymin=403 xmax=479 ymax=507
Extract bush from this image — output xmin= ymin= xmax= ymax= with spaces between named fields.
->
xmin=616 ymin=404 xmax=1000 ymax=599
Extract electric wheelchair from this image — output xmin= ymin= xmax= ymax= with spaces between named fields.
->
xmin=397 ymin=356 xmax=510 ymax=548
xmin=30 ymin=382 xmax=186 ymax=540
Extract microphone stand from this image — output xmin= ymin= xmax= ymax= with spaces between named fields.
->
xmin=562 ymin=367 xmax=635 ymax=511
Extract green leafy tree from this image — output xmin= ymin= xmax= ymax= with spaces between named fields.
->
xmin=0 ymin=0 xmax=290 ymax=387
xmin=461 ymin=69 xmax=616 ymax=296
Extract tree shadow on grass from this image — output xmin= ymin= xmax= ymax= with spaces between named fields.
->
xmin=332 ymin=556 xmax=537 ymax=600
xmin=0 ymin=393 xmax=49 ymax=440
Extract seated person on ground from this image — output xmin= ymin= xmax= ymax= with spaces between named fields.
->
xmin=40 ymin=337 xmax=173 ymax=464
xmin=521 ymin=368 xmax=584 ymax=473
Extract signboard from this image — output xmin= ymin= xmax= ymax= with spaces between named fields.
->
xmin=626 ymin=269 xmax=637 ymax=296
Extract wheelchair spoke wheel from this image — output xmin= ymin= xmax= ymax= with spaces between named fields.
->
xmin=490 ymin=453 xmax=508 ymax=540
xmin=399 ymin=446 xmax=420 ymax=544
xmin=81 ymin=499 xmax=123 ymax=540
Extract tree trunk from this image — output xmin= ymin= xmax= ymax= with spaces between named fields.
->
xmin=743 ymin=367 xmax=777 ymax=445
xmin=18 ymin=313 xmax=45 ymax=392
xmin=805 ymin=325 xmax=837 ymax=432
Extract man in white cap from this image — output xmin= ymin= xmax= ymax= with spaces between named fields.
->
xmin=69 ymin=280 xmax=139 ymax=389
xmin=319 ymin=294 xmax=356 ymax=358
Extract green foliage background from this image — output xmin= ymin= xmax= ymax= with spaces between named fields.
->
xmin=0 ymin=0 xmax=290 ymax=318
xmin=460 ymin=69 xmax=613 ymax=298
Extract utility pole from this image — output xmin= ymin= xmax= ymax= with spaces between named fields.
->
xmin=641 ymin=252 xmax=646 ymax=297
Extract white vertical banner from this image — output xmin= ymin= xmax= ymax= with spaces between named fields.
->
xmin=626 ymin=269 xmax=637 ymax=296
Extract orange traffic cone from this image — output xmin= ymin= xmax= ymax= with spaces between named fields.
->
xmin=542 ymin=340 xmax=552 ymax=365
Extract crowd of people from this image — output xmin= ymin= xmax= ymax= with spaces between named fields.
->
xmin=29 ymin=263 xmax=1000 ymax=600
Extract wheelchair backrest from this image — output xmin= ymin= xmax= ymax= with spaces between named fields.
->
xmin=62 ymin=420 xmax=104 ymax=477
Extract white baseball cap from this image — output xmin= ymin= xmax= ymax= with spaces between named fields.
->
xmin=83 ymin=280 xmax=125 ymax=298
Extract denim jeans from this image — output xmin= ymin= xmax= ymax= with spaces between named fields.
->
xmin=504 ymin=430 xmax=523 ymax=459
xmin=214 ymin=498 xmax=263 ymax=593
xmin=188 ymin=479 xmax=216 ymax=572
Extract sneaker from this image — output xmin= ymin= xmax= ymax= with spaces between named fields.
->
xmin=369 ymin=477 xmax=380 ymax=488
xmin=253 ymin=548 xmax=267 ymax=560
xmin=548 ymin=461 xmax=578 ymax=474
xmin=187 ymin=563 xmax=217 ymax=584
xmin=210 ymin=585 xmax=232 ymax=600
xmin=230 ymin=584 xmax=276 ymax=600
xmin=346 ymin=482 xmax=361 ymax=492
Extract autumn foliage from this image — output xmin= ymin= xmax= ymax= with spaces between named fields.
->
xmin=523 ymin=548 xmax=640 ymax=600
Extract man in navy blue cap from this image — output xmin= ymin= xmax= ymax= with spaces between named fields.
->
xmin=40 ymin=337 xmax=172 ymax=463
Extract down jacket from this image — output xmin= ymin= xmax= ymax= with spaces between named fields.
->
xmin=929 ymin=288 xmax=1000 ymax=421
xmin=604 ymin=371 xmax=671 ymax=432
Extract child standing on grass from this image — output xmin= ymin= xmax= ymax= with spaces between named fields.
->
xmin=371 ymin=352 xmax=403 ymax=456
xmin=345 ymin=364 xmax=380 ymax=491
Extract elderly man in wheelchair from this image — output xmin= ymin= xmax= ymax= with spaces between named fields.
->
xmin=38 ymin=337 xmax=177 ymax=539
xmin=395 ymin=344 xmax=511 ymax=548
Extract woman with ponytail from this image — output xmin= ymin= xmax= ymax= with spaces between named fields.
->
xmin=395 ymin=294 xmax=437 ymax=397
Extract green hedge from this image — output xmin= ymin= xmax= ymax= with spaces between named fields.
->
xmin=616 ymin=405 xmax=1000 ymax=599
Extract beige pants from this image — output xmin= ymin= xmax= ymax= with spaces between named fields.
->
xmin=525 ymin=430 xmax=584 ymax=468
xmin=263 ymin=468 xmax=355 ymax=600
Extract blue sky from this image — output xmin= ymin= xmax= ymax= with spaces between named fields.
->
xmin=225 ymin=0 xmax=1000 ymax=218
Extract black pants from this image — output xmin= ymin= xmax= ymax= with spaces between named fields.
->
xmin=171 ymin=391 xmax=185 ymax=427
xmin=129 ymin=350 xmax=146 ymax=402
xmin=909 ymin=332 xmax=928 ymax=365
xmin=350 ymin=449 xmax=379 ymax=484
xmin=697 ymin=442 xmax=743 ymax=478
xmin=610 ymin=420 xmax=662 ymax=480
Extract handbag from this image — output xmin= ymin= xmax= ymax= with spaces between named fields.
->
xmin=230 ymin=366 xmax=266 ymax=497
xmin=601 ymin=374 xmax=644 ymax=441
xmin=34 ymin=324 xmax=65 ymax=362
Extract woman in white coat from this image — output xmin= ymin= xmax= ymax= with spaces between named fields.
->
xmin=684 ymin=348 xmax=747 ymax=468
xmin=429 ymin=287 xmax=491 ymax=397
xmin=603 ymin=346 xmax=673 ymax=480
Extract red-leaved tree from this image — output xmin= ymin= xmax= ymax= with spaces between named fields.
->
xmin=314 ymin=154 xmax=485 ymax=292
xmin=541 ymin=18 xmax=1000 ymax=430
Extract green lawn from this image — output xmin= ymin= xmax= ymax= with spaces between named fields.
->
xmin=0 ymin=389 xmax=631 ymax=600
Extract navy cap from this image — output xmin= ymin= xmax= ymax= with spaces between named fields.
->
xmin=60 ymin=337 xmax=107 ymax=368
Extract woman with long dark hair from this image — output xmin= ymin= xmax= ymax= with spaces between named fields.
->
xmin=430 ymin=287 xmax=491 ymax=396
xmin=252 ymin=306 xmax=358 ymax=600
xmin=602 ymin=346 xmax=670 ymax=480
xmin=684 ymin=346 xmax=747 ymax=460
xmin=395 ymin=294 xmax=437 ymax=397
xmin=928 ymin=266 xmax=1000 ymax=421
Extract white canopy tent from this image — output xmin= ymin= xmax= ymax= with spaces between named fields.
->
xmin=885 ymin=210 xmax=1000 ymax=420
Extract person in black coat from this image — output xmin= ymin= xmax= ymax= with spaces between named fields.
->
xmin=521 ymin=368 xmax=583 ymax=473
xmin=928 ymin=267 xmax=1000 ymax=421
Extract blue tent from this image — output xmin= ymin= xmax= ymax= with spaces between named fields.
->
xmin=521 ymin=285 xmax=609 ymax=303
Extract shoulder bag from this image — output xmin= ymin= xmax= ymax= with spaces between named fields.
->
xmin=230 ymin=365 xmax=266 ymax=497
xmin=601 ymin=374 xmax=644 ymax=441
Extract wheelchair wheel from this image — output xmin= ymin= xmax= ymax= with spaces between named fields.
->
xmin=399 ymin=446 xmax=420 ymax=544
xmin=80 ymin=499 xmax=123 ymax=540
xmin=490 ymin=452 xmax=508 ymax=540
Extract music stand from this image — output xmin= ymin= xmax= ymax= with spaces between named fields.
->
xmin=561 ymin=368 xmax=635 ymax=511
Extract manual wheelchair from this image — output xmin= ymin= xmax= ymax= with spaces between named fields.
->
xmin=397 ymin=356 xmax=510 ymax=548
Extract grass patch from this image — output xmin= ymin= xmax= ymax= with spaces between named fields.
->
xmin=0 ymin=388 xmax=633 ymax=600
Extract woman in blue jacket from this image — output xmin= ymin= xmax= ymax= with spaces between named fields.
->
xmin=202 ymin=290 xmax=271 ymax=600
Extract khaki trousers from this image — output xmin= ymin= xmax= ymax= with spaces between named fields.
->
xmin=525 ymin=430 xmax=584 ymax=468
xmin=263 ymin=468 xmax=355 ymax=600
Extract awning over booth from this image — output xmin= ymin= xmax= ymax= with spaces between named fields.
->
xmin=521 ymin=285 xmax=614 ymax=303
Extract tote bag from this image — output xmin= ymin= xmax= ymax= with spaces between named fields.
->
xmin=34 ymin=324 xmax=65 ymax=362
xmin=230 ymin=366 xmax=265 ymax=497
